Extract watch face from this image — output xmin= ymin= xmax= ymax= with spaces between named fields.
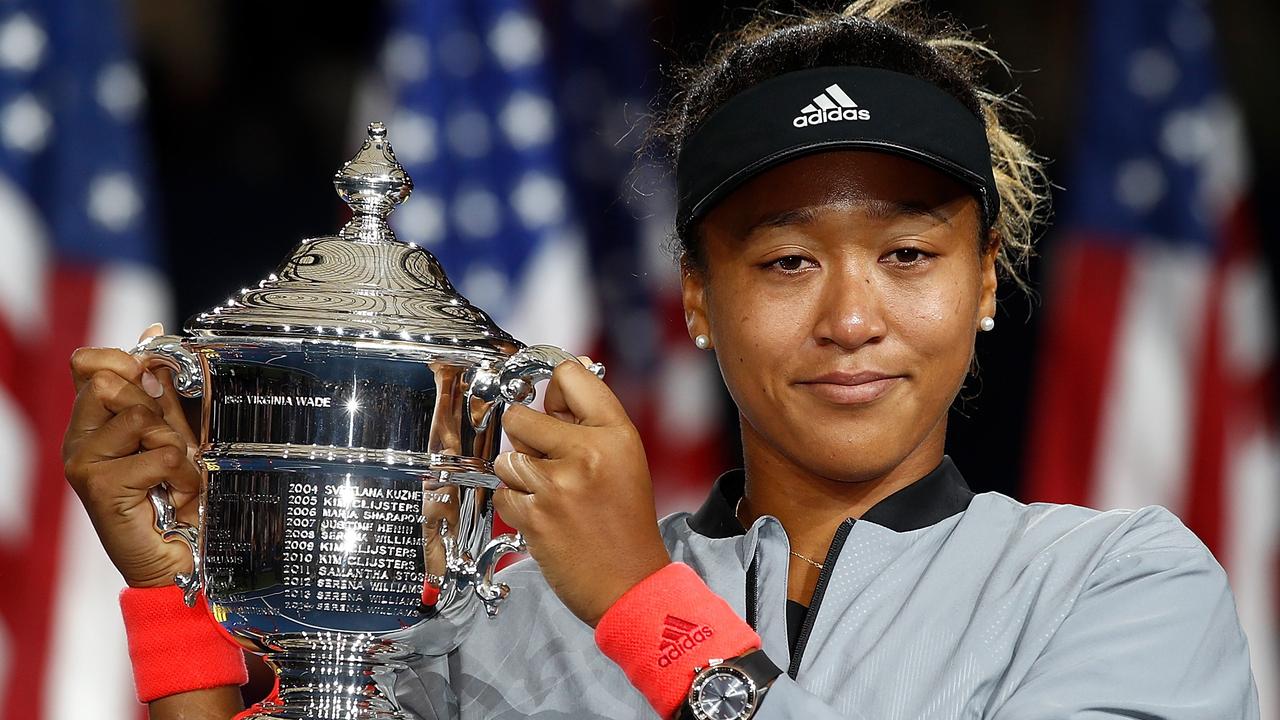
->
xmin=691 ymin=668 xmax=756 ymax=720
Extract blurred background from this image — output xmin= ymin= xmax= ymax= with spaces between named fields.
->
xmin=0 ymin=0 xmax=1276 ymax=717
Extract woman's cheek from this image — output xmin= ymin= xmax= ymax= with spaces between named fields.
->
xmin=714 ymin=301 xmax=799 ymax=406
xmin=884 ymin=281 xmax=972 ymax=359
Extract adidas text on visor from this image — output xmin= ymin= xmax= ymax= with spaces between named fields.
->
xmin=675 ymin=66 xmax=1000 ymax=231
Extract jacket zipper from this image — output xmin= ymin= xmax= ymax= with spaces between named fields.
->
xmin=746 ymin=555 xmax=760 ymax=631
xmin=787 ymin=518 xmax=855 ymax=679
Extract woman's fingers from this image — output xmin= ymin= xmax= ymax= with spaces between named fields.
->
xmin=501 ymin=403 xmax=575 ymax=457
xmin=505 ymin=432 xmax=545 ymax=459
xmin=73 ymin=447 xmax=202 ymax=585
xmin=110 ymin=445 xmax=202 ymax=496
xmin=133 ymin=323 xmax=201 ymax=447
xmin=64 ymin=369 xmax=166 ymax=456
xmin=540 ymin=356 xmax=593 ymax=424
xmin=492 ymin=486 xmax=535 ymax=531
xmin=138 ymin=322 xmax=164 ymax=342
xmin=505 ymin=357 xmax=624 ymax=458
xmin=70 ymin=346 xmax=152 ymax=395
xmin=542 ymin=359 xmax=624 ymax=428
xmin=61 ymin=324 xmax=208 ymax=589
xmin=493 ymin=450 xmax=553 ymax=495
xmin=65 ymin=405 xmax=200 ymax=512
xmin=71 ymin=442 xmax=201 ymax=521
xmin=489 ymin=370 xmax=664 ymax=627
xmin=74 ymin=404 xmax=189 ymax=465
xmin=150 ymin=366 xmax=199 ymax=447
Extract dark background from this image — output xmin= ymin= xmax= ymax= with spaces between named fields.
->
xmin=128 ymin=0 xmax=1280 ymax=500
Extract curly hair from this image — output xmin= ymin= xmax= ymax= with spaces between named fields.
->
xmin=651 ymin=0 xmax=1049 ymax=293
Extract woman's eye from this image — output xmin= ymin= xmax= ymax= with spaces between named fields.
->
xmin=887 ymin=248 xmax=931 ymax=265
xmin=767 ymin=255 xmax=813 ymax=272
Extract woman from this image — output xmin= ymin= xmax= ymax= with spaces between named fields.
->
xmin=62 ymin=2 xmax=1257 ymax=719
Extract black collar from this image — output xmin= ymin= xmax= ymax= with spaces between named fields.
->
xmin=687 ymin=456 xmax=975 ymax=538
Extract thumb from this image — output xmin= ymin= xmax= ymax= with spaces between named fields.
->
xmin=543 ymin=355 xmax=595 ymax=423
xmin=137 ymin=322 xmax=164 ymax=343
xmin=135 ymin=323 xmax=166 ymax=399
xmin=134 ymin=322 xmax=200 ymax=449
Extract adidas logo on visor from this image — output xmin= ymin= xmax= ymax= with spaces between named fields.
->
xmin=793 ymin=83 xmax=871 ymax=128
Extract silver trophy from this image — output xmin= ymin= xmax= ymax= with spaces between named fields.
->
xmin=132 ymin=122 xmax=601 ymax=719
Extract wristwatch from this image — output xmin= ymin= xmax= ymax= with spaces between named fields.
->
xmin=683 ymin=649 xmax=783 ymax=720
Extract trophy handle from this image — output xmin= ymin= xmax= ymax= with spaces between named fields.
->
xmin=130 ymin=335 xmax=206 ymax=607
xmin=439 ymin=521 xmax=527 ymax=618
xmin=474 ymin=532 xmax=526 ymax=617
xmin=130 ymin=334 xmax=205 ymax=398
xmin=470 ymin=344 xmax=605 ymax=406
xmin=459 ymin=347 xmax=603 ymax=614
xmin=147 ymin=485 xmax=203 ymax=607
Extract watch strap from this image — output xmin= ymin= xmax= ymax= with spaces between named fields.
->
xmin=735 ymin=649 xmax=784 ymax=686
xmin=681 ymin=649 xmax=784 ymax=720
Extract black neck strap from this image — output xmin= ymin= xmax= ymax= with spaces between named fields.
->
xmin=688 ymin=456 xmax=975 ymax=537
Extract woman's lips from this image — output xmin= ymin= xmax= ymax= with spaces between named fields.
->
xmin=795 ymin=371 xmax=903 ymax=405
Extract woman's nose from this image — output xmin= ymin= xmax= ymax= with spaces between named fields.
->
xmin=812 ymin=268 xmax=886 ymax=350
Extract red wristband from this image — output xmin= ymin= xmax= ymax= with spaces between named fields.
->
xmin=595 ymin=563 xmax=760 ymax=719
xmin=119 ymin=585 xmax=248 ymax=703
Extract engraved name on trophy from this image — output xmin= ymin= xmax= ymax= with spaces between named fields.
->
xmin=133 ymin=122 xmax=602 ymax=719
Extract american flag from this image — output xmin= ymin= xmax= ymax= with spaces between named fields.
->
xmin=1025 ymin=0 xmax=1278 ymax=713
xmin=0 ymin=0 xmax=172 ymax=718
xmin=373 ymin=0 xmax=725 ymax=512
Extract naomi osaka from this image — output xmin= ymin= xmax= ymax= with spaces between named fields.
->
xmin=62 ymin=2 xmax=1258 ymax=718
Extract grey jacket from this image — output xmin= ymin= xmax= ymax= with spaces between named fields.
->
xmin=394 ymin=458 xmax=1259 ymax=719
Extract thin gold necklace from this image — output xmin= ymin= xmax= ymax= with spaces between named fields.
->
xmin=735 ymin=496 xmax=825 ymax=571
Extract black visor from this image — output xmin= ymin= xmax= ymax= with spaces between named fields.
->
xmin=675 ymin=66 xmax=999 ymax=231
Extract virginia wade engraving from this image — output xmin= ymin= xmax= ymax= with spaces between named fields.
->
xmin=223 ymin=394 xmax=333 ymax=407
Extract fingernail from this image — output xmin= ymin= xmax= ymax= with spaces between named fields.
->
xmin=137 ymin=322 xmax=164 ymax=343
xmin=141 ymin=370 xmax=163 ymax=398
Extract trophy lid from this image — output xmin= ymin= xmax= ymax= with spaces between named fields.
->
xmin=186 ymin=122 xmax=520 ymax=356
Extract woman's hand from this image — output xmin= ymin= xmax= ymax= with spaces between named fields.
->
xmin=493 ymin=359 xmax=671 ymax=628
xmin=61 ymin=324 xmax=203 ymax=589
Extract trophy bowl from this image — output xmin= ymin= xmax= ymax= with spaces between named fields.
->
xmin=132 ymin=123 xmax=601 ymax=719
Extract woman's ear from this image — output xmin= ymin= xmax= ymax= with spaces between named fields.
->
xmin=979 ymin=229 xmax=1000 ymax=321
xmin=681 ymin=263 xmax=710 ymax=342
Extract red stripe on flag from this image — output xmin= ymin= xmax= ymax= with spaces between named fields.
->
xmin=1025 ymin=239 xmax=1132 ymax=506
xmin=1183 ymin=259 xmax=1228 ymax=559
xmin=1 ymin=267 xmax=98 ymax=719
xmin=1185 ymin=198 xmax=1267 ymax=562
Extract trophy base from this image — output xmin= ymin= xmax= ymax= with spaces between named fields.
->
xmin=240 ymin=703 xmax=407 ymax=720
xmin=241 ymin=636 xmax=416 ymax=720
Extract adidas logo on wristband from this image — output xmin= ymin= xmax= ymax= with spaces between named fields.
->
xmin=793 ymin=83 xmax=871 ymax=127
xmin=658 ymin=614 xmax=715 ymax=668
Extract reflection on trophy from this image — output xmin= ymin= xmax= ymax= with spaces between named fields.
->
xmin=132 ymin=122 xmax=603 ymax=719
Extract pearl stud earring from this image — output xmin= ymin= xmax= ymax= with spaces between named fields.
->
xmin=979 ymin=316 xmax=995 ymax=332
xmin=694 ymin=334 xmax=712 ymax=350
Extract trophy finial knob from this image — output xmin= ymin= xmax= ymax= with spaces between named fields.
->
xmin=334 ymin=121 xmax=413 ymax=241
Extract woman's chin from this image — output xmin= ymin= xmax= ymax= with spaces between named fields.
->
xmin=774 ymin=433 xmax=917 ymax=484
